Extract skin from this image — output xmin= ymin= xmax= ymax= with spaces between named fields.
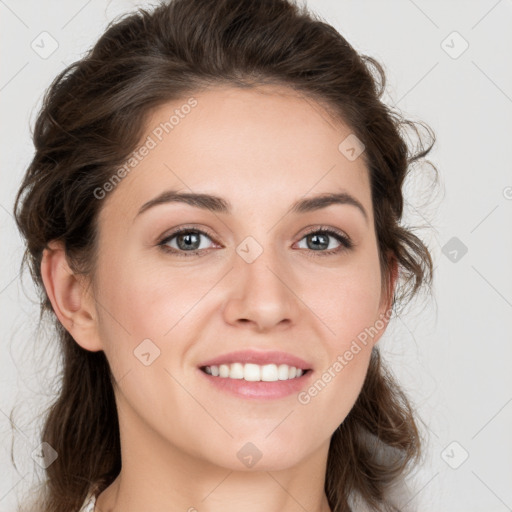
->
xmin=41 ymin=84 xmax=397 ymax=512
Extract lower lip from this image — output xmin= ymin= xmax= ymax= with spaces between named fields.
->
xmin=197 ymin=368 xmax=313 ymax=400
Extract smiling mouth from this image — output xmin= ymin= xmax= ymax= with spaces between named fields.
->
xmin=200 ymin=362 xmax=311 ymax=382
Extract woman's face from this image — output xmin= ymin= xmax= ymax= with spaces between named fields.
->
xmin=86 ymin=85 xmax=394 ymax=472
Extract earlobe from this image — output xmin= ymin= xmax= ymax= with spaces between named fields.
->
xmin=40 ymin=240 xmax=102 ymax=352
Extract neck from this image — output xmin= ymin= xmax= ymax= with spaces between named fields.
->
xmin=95 ymin=421 xmax=332 ymax=512
xmin=95 ymin=389 xmax=334 ymax=512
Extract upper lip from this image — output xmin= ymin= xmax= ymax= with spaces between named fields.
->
xmin=199 ymin=350 xmax=312 ymax=370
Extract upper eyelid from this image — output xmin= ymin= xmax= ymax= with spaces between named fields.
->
xmin=302 ymin=225 xmax=350 ymax=239
xmin=159 ymin=225 xmax=352 ymax=247
xmin=159 ymin=226 xmax=218 ymax=244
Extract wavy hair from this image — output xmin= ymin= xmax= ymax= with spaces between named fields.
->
xmin=12 ymin=0 xmax=436 ymax=510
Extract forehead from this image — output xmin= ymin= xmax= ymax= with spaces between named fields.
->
xmin=99 ymin=85 xmax=371 ymax=224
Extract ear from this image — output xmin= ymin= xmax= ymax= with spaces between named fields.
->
xmin=381 ymin=252 xmax=398 ymax=313
xmin=40 ymin=240 xmax=102 ymax=352
xmin=372 ymin=252 xmax=398 ymax=346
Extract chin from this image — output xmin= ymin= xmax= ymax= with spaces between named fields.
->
xmin=209 ymin=437 xmax=311 ymax=473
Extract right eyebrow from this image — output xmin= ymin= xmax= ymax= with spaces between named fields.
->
xmin=135 ymin=190 xmax=230 ymax=219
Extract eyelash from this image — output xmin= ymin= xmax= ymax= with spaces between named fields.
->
xmin=157 ymin=225 xmax=354 ymax=258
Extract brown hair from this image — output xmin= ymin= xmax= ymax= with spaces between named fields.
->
xmin=12 ymin=0 xmax=436 ymax=510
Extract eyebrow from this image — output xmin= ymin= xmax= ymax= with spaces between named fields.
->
xmin=135 ymin=189 xmax=369 ymax=224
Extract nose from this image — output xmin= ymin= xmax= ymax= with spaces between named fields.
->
xmin=222 ymin=244 xmax=300 ymax=333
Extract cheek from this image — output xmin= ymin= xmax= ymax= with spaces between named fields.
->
xmin=92 ymin=261 xmax=202 ymax=433
xmin=307 ymin=252 xmax=384 ymax=349
xmin=94 ymin=254 xmax=216 ymax=378
xmin=297 ymin=254 xmax=382 ymax=420
xmin=95 ymin=252 xmax=196 ymax=336
xmin=298 ymin=350 xmax=372 ymax=446
xmin=298 ymin=277 xmax=379 ymax=435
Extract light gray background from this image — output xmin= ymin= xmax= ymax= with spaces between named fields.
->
xmin=1 ymin=1 xmax=511 ymax=511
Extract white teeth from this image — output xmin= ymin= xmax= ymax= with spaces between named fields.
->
xmin=244 ymin=363 xmax=260 ymax=381
xmin=203 ymin=363 xmax=306 ymax=381
xmin=219 ymin=364 xmax=230 ymax=378
xmin=277 ymin=364 xmax=289 ymax=380
xmin=230 ymin=362 xmax=244 ymax=379
xmin=261 ymin=364 xmax=278 ymax=382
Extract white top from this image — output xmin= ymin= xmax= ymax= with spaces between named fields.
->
xmin=78 ymin=491 xmax=96 ymax=512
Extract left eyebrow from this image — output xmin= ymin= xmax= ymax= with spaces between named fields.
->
xmin=134 ymin=190 xmax=368 ymax=224
xmin=290 ymin=192 xmax=368 ymax=224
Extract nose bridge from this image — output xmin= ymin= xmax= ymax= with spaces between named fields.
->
xmin=223 ymin=232 xmax=299 ymax=329
xmin=239 ymin=233 xmax=291 ymax=296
